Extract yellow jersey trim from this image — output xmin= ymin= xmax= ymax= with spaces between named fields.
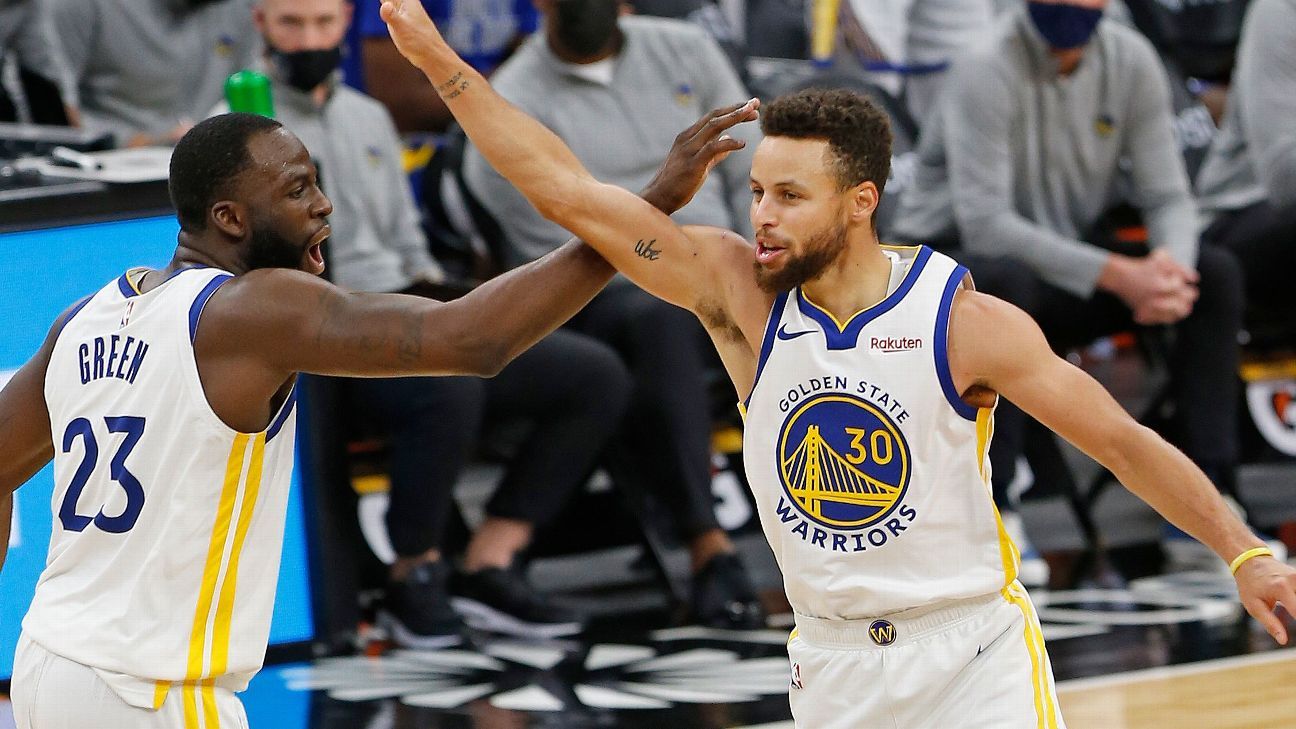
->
xmin=186 ymin=434 xmax=249 ymax=681
xmin=1001 ymin=583 xmax=1058 ymax=729
xmin=152 ymin=680 xmax=170 ymax=710
xmin=183 ymin=683 xmax=199 ymax=729
xmin=211 ymin=433 xmax=266 ymax=675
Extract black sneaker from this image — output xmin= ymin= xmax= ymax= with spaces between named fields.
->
xmin=450 ymin=566 xmax=586 ymax=638
xmin=690 ymin=552 xmax=765 ymax=629
xmin=379 ymin=560 xmax=465 ymax=649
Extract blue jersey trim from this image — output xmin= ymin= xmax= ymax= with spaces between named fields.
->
xmin=795 ymin=245 xmax=933 ymax=350
xmin=188 ymin=274 xmax=234 ymax=344
xmin=266 ymin=384 xmax=298 ymax=443
xmin=934 ymin=264 xmax=979 ymax=421
xmin=54 ymin=295 xmax=94 ymax=340
xmin=117 ymin=272 xmax=140 ymax=298
xmin=743 ymin=291 xmax=790 ymax=409
xmin=164 ymin=264 xmax=208 ymax=284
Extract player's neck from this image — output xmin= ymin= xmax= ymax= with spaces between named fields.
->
xmin=799 ymin=236 xmax=892 ymax=323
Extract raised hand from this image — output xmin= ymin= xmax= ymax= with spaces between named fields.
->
xmin=643 ymin=99 xmax=761 ymax=214
xmin=379 ymin=0 xmax=448 ymax=71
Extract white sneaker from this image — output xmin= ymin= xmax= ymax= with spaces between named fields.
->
xmin=1002 ymin=510 xmax=1050 ymax=588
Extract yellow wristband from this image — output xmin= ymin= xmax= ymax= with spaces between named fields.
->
xmin=1229 ymin=547 xmax=1275 ymax=575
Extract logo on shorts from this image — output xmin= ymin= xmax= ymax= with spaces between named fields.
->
xmin=790 ymin=661 xmax=804 ymax=690
xmin=869 ymin=619 xmax=896 ymax=646
xmin=778 ymin=393 xmax=911 ymax=530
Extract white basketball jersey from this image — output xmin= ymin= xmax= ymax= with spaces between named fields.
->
xmin=742 ymin=245 xmax=1020 ymax=620
xmin=23 ymin=266 xmax=298 ymax=709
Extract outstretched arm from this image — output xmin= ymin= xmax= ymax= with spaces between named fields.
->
xmin=378 ymin=0 xmax=758 ymax=314
xmin=950 ymin=290 xmax=1296 ymax=643
xmin=0 ymin=306 xmax=72 ymax=573
xmin=208 ymin=101 xmax=749 ymax=384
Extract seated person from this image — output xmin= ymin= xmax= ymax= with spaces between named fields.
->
xmin=48 ymin=0 xmax=259 ymax=147
xmin=353 ymin=0 xmax=538 ymax=131
xmin=890 ymin=0 xmax=1249 ymax=568
xmin=240 ymin=0 xmax=634 ymax=644
xmin=0 ymin=0 xmax=76 ymax=125
xmin=462 ymin=0 xmax=768 ymax=628
xmin=1196 ymin=0 xmax=1296 ymax=346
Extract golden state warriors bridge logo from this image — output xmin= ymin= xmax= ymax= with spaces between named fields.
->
xmin=776 ymin=393 xmax=914 ymax=550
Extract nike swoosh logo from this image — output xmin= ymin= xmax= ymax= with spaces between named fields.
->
xmin=777 ymin=324 xmax=815 ymax=341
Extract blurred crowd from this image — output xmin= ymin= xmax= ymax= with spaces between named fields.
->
xmin=4 ymin=0 xmax=1293 ymax=646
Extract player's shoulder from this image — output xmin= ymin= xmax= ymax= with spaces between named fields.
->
xmin=203 ymin=268 xmax=331 ymax=326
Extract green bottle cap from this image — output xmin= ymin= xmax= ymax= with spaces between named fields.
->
xmin=225 ymin=70 xmax=275 ymax=118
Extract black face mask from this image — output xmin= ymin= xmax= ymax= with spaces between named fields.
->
xmin=268 ymin=45 xmax=343 ymax=92
xmin=554 ymin=0 xmax=620 ymax=58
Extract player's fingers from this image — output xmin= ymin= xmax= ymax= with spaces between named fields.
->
xmin=701 ymin=136 xmax=747 ymax=159
xmin=679 ymin=102 xmax=747 ymax=146
xmin=700 ymin=98 xmax=760 ymax=140
xmin=1245 ymin=596 xmax=1288 ymax=644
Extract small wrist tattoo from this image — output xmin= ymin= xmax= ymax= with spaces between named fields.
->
xmin=437 ymin=72 xmax=470 ymax=98
xmin=634 ymin=239 xmax=662 ymax=261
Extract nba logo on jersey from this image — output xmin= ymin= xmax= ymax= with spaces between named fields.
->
xmin=778 ymin=392 xmax=911 ymax=531
xmin=120 ymin=300 xmax=135 ymax=328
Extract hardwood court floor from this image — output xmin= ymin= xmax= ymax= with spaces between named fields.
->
xmin=3 ymin=564 xmax=1294 ymax=728
xmin=1058 ymin=650 xmax=1296 ymax=729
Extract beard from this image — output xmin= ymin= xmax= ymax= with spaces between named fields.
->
xmin=243 ymin=224 xmax=308 ymax=272
xmin=753 ymin=217 xmax=849 ymax=294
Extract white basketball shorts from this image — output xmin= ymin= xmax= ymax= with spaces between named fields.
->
xmin=10 ymin=634 xmax=249 ymax=729
xmin=787 ymin=583 xmax=1066 ymax=728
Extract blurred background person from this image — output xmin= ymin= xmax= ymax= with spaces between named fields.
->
xmin=890 ymin=0 xmax=1251 ymax=572
xmin=1196 ymin=0 xmax=1296 ymax=347
xmin=238 ymin=0 xmax=632 ymax=645
xmin=48 ymin=0 xmax=260 ymax=147
xmin=462 ymin=0 xmax=767 ymax=628
xmin=353 ymin=0 xmax=539 ymax=132
xmin=0 ymin=0 xmax=76 ymax=125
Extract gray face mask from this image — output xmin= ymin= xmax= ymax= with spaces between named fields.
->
xmin=554 ymin=0 xmax=620 ymax=57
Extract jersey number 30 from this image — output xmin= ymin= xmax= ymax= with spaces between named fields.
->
xmin=59 ymin=416 xmax=146 ymax=534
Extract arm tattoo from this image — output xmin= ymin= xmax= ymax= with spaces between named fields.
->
xmin=436 ymin=72 xmax=470 ymax=99
xmin=634 ymin=239 xmax=662 ymax=261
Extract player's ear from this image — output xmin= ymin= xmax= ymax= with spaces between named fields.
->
xmin=210 ymin=201 xmax=247 ymax=240
xmin=849 ymin=181 xmax=879 ymax=223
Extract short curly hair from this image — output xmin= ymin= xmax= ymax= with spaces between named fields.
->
xmin=169 ymin=112 xmax=284 ymax=232
xmin=760 ymin=87 xmax=892 ymax=196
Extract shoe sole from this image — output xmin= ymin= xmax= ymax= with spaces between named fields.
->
xmin=377 ymin=610 xmax=464 ymax=650
xmin=450 ymin=597 xmax=584 ymax=638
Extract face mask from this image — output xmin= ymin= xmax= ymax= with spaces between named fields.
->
xmin=268 ymin=45 xmax=343 ymax=92
xmin=554 ymin=0 xmax=620 ymax=58
xmin=1026 ymin=1 xmax=1103 ymax=50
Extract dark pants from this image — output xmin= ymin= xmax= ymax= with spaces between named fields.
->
xmin=954 ymin=246 xmax=1244 ymax=502
xmin=347 ymin=329 xmax=632 ymax=557
xmin=566 ymin=282 xmax=723 ymax=540
xmin=1203 ymin=200 xmax=1296 ymax=346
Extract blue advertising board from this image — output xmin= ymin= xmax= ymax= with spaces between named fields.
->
xmin=0 ymin=216 xmax=315 ymax=680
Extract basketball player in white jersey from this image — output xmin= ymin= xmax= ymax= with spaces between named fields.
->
xmin=380 ymin=3 xmax=1296 ymax=726
xmin=0 ymin=106 xmax=752 ymax=727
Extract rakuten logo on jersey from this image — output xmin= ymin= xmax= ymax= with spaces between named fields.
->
xmin=870 ymin=336 xmax=922 ymax=353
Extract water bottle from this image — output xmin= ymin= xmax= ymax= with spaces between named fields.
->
xmin=225 ymin=70 xmax=275 ymax=118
